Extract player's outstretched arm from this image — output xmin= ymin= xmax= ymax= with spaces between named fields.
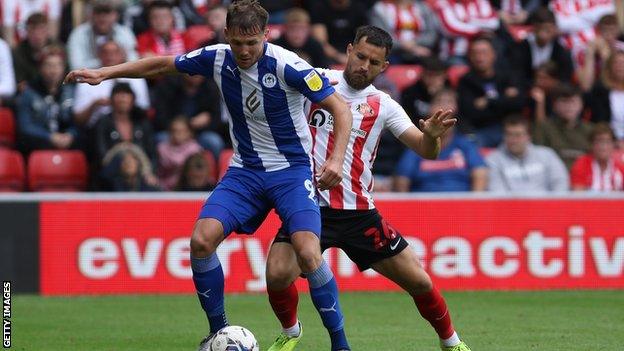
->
xmin=398 ymin=109 xmax=456 ymax=160
xmin=63 ymin=56 xmax=178 ymax=85
xmin=316 ymin=92 xmax=353 ymax=190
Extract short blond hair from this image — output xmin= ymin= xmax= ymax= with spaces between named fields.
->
xmin=285 ymin=8 xmax=310 ymax=25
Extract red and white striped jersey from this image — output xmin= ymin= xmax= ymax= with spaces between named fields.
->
xmin=310 ymin=70 xmax=414 ymax=210
xmin=550 ymin=0 xmax=615 ymax=64
xmin=370 ymin=1 xmax=426 ymax=43
xmin=428 ymin=0 xmax=499 ymax=59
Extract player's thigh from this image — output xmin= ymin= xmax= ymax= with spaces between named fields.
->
xmin=371 ymin=247 xmax=432 ymax=295
xmin=265 ymin=165 xmax=321 ymax=236
xmin=266 ymin=237 xmax=301 ymax=291
xmin=198 ymin=167 xmax=269 ymax=236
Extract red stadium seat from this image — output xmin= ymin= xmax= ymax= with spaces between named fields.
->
xmin=202 ymin=150 xmax=218 ymax=183
xmin=28 ymin=150 xmax=88 ymax=192
xmin=0 ymin=108 xmax=16 ymax=148
xmin=384 ymin=65 xmax=423 ymax=92
xmin=0 ymin=149 xmax=25 ymax=192
xmin=479 ymin=147 xmax=496 ymax=158
xmin=267 ymin=24 xmax=284 ymax=41
xmin=218 ymin=149 xmax=234 ymax=180
xmin=447 ymin=65 xmax=470 ymax=88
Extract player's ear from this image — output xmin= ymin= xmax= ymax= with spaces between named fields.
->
xmin=224 ymin=27 xmax=230 ymax=41
xmin=263 ymin=27 xmax=269 ymax=40
xmin=346 ymin=43 xmax=353 ymax=56
xmin=380 ymin=60 xmax=390 ymax=73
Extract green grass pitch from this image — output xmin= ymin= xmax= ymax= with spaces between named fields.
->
xmin=11 ymin=291 xmax=624 ymax=350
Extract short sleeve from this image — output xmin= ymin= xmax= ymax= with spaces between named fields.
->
xmin=382 ymin=96 xmax=415 ymax=138
xmin=175 ymin=45 xmax=219 ymax=77
xmin=462 ymin=139 xmax=487 ymax=169
xmin=283 ymin=60 xmax=335 ymax=103
xmin=395 ymin=149 xmax=420 ymax=178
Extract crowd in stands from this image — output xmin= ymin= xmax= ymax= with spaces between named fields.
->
xmin=1 ymin=0 xmax=624 ymax=193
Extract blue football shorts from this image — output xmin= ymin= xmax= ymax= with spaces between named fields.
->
xmin=197 ymin=165 xmax=321 ymax=237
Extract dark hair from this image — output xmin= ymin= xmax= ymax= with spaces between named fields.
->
xmin=503 ymin=114 xmax=530 ymax=131
xmin=551 ymin=83 xmax=582 ymax=101
xmin=92 ymin=0 xmax=116 ymax=14
xmin=147 ymin=0 xmax=173 ymax=16
xmin=431 ymin=88 xmax=457 ymax=105
xmin=422 ymin=56 xmax=447 ymax=72
xmin=39 ymin=45 xmax=66 ymax=65
xmin=111 ymin=82 xmax=135 ymax=98
xmin=528 ymin=7 xmax=556 ymax=25
xmin=26 ymin=12 xmax=48 ymax=27
xmin=353 ymin=25 xmax=393 ymax=59
xmin=598 ymin=14 xmax=618 ymax=27
xmin=535 ymin=61 xmax=560 ymax=78
xmin=590 ymin=123 xmax=616 ymax=143
xmin=176 ymin=153 xmax=213 ymax=190
xmin=169 ymin=115 xmax=194 ymax=134
xmin=226 ymin=0 xmax=269 ymax=35
xmin=469 ymin=33 xmax=495 ymax=51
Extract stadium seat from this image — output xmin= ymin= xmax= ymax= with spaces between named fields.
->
xmin=479 ymin=147 xmax=496 ymax=158
xmin=0 ymin=149 xmax=25 ymax=192
xmin=384 ymin=65 xmax=422 ymax=92
xmin=447 ymin=65 xmax=470 ymax=88
xmin=202 ymin=150 xmax=218 ymax=183
xmin=0 ymin=108 xmax=16 ymax=148
xmin=28 ymin=150 xmax=88 ymax=192
xmin=267 ymin=24 xmax=284 ymax=41
xmin=218 ymin=149 xmax=234 ymax=180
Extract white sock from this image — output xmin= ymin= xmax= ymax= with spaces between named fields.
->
xmin=283 ymin=320 xmax=300 ymax=337
xmin=441 ymin=332 xmax=461 ymax=347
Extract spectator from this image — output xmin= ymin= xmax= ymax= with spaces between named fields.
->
xmin=195 ymin=5 xmax=228 ymax=47
xmin=137 ymin=1 xmax=186 ymax=58
xmin=511 ymin=7 xmax=574 ymax=87
xmin=12 ymin=13 xmax=60 ymax=88
xmin=579 ymin=14 xmax=624 ymax=91
xmin=100 ymin=144 xmax=160 ymax=191
xmin=529 ymin=61 xmax=564 ymax=122
xmin=67 ymin=0 xmax=138 ymax=70
xmin=273 ymin=8 xmax=330 ymax=68
xmin=533 ymin=84 xmax=592 ymax=170
xmin=492 ymin=0 xmax=541 ymax=25
xmin=368 ymin=0 xmax=438 ymax=64
xmin=124 ymin=0 xmax=186 ymax=37
xmin=259 ymin=0 xmax=298 ymax=24
xmin=72 ymin=40 xmax=150 ymax=127
xmin=486 ymin=115 xmax=569 ymax=192
xmin=401 ymin=57 xmax=449 ymax=123
xmin=588 ymin=50 xmax=624 ymax=149
xmin=157 ymin=116 xmax=203 ymax=191
xmin=152 ymin=73 xmax=225 ymax=157
xmin=176 ymin=153 xmax=216 ymax=191
xmin=393 ymin=89 xmax=488 ymax=192
xmin=308 ymin=0 xmax=368 ymax=65
xmin=550 ymin=0 xmax=615 ymax=66
xmin=16 ymin=46 xmax=81 ymax=153
xmin=93 ymin=82 xmax=156 ymax=167
xmin=1 ymin=0 xmax=61 ymax=47
xmin=571 ymin=123 xmax=624 ymax=191
xmin=458 ymin=36 xmax=525 ymax=147
xmin=0 ymin=38 xmax=16 ymax=105
xmin=427 ymin=0 xmax=500 ymax=63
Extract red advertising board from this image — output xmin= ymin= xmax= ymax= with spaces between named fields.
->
xmin=40 ymin=198 xmax=624 ymax=295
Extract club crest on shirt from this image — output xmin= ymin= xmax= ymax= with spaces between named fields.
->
xmin=262 ymin=73 xmax=277 ymax=88
xmin=304 ymin=70 xmax=323 ymax=91
xmin=355 ymin=103 xmax=374 ymax=117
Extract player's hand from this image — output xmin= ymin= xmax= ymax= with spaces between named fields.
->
xmin=63 ymin=68 xmax=105 ymax=85
xmin=317 ymin=156 xmax=343 ymax=191
xmin=419 ymin=109 xmax=457 ymax=139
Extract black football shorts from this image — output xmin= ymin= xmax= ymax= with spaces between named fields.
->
xmin=273 ymin=207 xmax=408 ymax=271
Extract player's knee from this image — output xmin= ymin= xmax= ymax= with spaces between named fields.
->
xmin=190 ymin=221 xmax=222 ymax=257
xmin=266 ymin=264 xmax=296 ymax=291
xmin=409 ymin=275 xmax=433 ymax=295
xmin=295 ymin=247 xmax=322 ymax=273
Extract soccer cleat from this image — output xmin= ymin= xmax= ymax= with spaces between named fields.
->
xmin=440 ymin=341 xmax=471 ymax=351
xmin=197 ymin=333 xmax=216 ymax=351
xmin=267 ymin=322 xmax=303 ymax=351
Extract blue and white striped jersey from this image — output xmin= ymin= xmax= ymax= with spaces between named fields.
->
xmin=175 ymin=42 xmax=335 ymax=172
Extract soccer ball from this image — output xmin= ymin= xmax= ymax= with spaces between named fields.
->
xmin=209 ymin=326 xmax=259 ymax=351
